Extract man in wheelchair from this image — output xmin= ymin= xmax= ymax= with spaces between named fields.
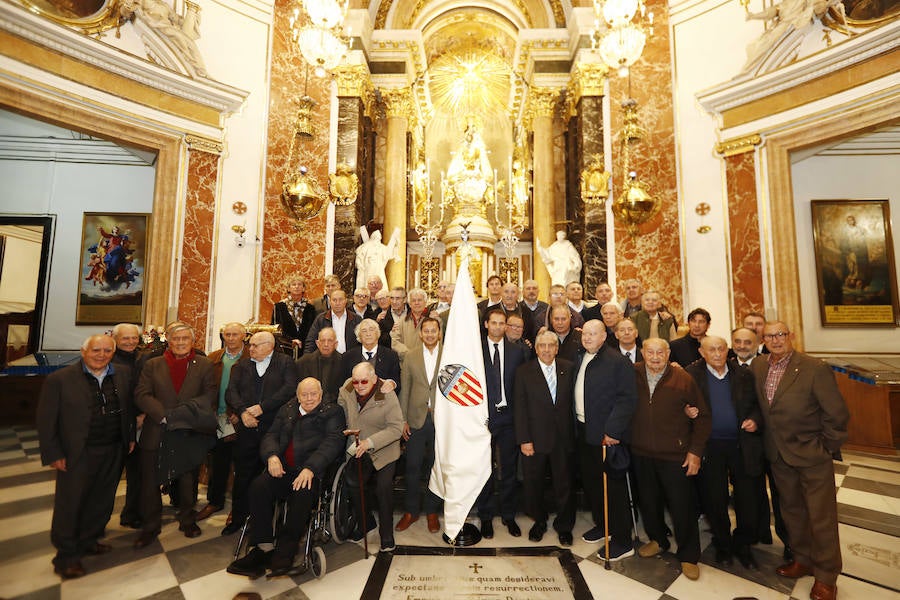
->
xmin=227 ymin=377 xmax=346 ymax=578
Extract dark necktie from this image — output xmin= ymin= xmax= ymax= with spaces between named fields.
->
xmin=366 ymin=351 xmax=374 ymax=361
xmin=488 ymin=343 xmax=501 ymax=404
xmin=626 ymin=351 xmax=632 ymax=362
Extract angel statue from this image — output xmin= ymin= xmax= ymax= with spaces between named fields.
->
xmin=355 ymin=226 xmax=400 ymax=291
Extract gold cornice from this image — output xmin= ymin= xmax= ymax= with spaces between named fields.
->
xmin=715 ymin=134 xmax=762 ymax=157
xmin=0 ymin=29 xmax=222 ymax=127
xmin=721 ymin=51 xmax=897 ymax=129
xmin=375 ymin=0 xmax=392 ymax=29
xmin=185 ymin=135 xmax=224 ymax=155
xmin=550 ymin=0 xmax=565 ymax=27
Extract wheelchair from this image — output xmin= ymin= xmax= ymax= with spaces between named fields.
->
xmin=233 ymin=454 xmax=357 ymax=579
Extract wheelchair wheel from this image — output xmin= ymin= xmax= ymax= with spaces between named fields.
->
xmin=329 ymin=460 xmax=357 ymax=543
xmin=311 ymin=545 xmax=326 ymax=578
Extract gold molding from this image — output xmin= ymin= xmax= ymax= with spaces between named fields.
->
xmin=333 ymin=64 xmax=375 ymax=115
xmin=524 ymin=87 xmax=560 ymax=130
xmin=381 ymin=87 xmax=414 ymax=120
xmin=0 ymin=29 xmax=222 ymax=127
xmin=721 ymin=51 xmax=898 ymax=129
xmin=185 ymin=135 xmax=223 ymax=155
xmin=374 ymin=0 xmax=392 ymax=29
xmin=18 ymin=0 xmax=124 ymax=35
xmin=715 ymin=134 xmax=762 ymax=157
xmin=567 ymin=62 xmax=608 ymax=116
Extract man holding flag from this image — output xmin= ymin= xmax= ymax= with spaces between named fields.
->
xmin=429 ymin=253 xmax=494 ymax=543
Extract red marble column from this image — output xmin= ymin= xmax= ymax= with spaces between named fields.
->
xmin=178 ymin=148 xmax=218 ymax=339
xmin=259 ymin=0 xmax=331 ymax=322
xmin=725 ymin=151 xmax=764 ymax=322
xmin=609 ymin=0 xmax=683 ymax=319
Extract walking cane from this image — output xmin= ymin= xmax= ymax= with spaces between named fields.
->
xmin=345 ymin=429 xmax=369 ymax=558
xmin=602 ymin=445 xmax=611 ymax=570
xmin=625 ymin=470 xmax=640 ymax=545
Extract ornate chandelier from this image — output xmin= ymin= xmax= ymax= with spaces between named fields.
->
xmin=289 ymin=0 xmax=349 ymax=77
xmin=590 ymin=0 xmax=654 ymax=77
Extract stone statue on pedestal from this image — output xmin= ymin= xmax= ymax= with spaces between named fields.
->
xmin=356 ymin=227 xmax=399 ymax=291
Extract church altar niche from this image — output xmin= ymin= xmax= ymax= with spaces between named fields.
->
xmin=404 ymin=113 xmax=533 ymax=297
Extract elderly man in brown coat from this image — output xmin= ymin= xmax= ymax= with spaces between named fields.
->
xmin=338 ymin=361 xmax=403 ymax=553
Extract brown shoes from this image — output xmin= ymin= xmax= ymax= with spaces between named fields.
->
xmin=54 ymin=562 xmax=86 ymax=579
xmin=776 ymin=560 xmax=814 ymax=579
xmin=638 ymin=541 xmax=663 ymax=558
xmin=680 ymin=562 xmax=700 ymax=580
xmin=195 ymin=504 xmax=221 ymax=521
xmin=85 ymin=542 xmax=112 ymax=555
xmin=180 ymin=522 xmax=202 ymax=538
xmin=810 ymin=581 xmax=838 ymax=600
xmin=133 ymin=531 xmax=158 ymax=549
xmin=395 ymin=513 xmax=418 ymax=531
xmin=426 ymin=513 xmax=440 ymax=533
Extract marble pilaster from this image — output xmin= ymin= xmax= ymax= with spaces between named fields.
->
xmin=724 ymin=149 xmax=764 ymax=322
xmin=258 ymin=0 xmax=330 ymax=320
xmin=530 ymin=87 xmax=560 ymax=300
xmin=382 ymin=88 xmax=411 ymax=287
xmin=178 ymin=146 xmax=218 ymax=340
xmin=608 ymin=0 xmax=683 ymax=318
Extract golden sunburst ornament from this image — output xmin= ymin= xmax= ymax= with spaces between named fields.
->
xmin=428 ymin=49 xmax=511 ymax=117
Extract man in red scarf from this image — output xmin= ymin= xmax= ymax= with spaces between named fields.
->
xmin=134 ymin=322 xmax=217 ymax=548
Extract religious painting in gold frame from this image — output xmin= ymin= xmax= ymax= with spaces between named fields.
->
xmin=811 ymin=199 xmax=899 ymax=327
xmin=18 ymin=0 xmax=124 ymax=35
xmin=76 ymin=212 xmax=150 ymax=325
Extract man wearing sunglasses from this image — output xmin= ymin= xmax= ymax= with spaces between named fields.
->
xmin=751 ymin=322 xmax=848 ymax=600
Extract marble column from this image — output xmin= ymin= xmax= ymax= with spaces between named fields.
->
xmin=567 ymin=64 xmax=608 ymax=291
xmin=382 ymin=88 xmax=412 ymax=288
xmin=719 ymin=135 xmax=765 ymax=324
xmin=530 ymin=87 xmax=560 ymax=300
xmin=334 ymin=66 xmax=375 ymax=291
xmin=178 ymin=136 xmax=222 ymax=342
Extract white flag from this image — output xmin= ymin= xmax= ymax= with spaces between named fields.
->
xmin=429 ymin=256 xmax=491 ymax=540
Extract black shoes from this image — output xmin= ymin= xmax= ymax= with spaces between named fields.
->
xmin=480 ymin=519 xmax=494 ymax=539
xmin=350 ymin=519 xmax=377 ymax=542
xmin=119 ymin=517 xmax=142 ymax=529
xmin=528 ymin=521 xmax=547 ymax=542
xmin=221 ymin=521 xmax=243 ymax=536
xmin=227 ymin=547 xmax=273 ymax=578
xmin=54 ymin=561 xmax=86 ymax=579
xmin=714 ymin=547 xmax=733 ymax=566
xmin=735 ymin=546 xmax=759 ymax=570
xmin=180 ymin=522 xmax=202 ymax=538
xmin=502 ymin=519 xmax=521 ymax=537
xmin=581 ymin=526 xmax=607 ymax=543
xmin=558 ymin=532 xmax=573 ymax=546
xmin=133 ymin=531 xmax=158 ymax=549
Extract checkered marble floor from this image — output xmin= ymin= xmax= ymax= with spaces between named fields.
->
xmin=0 ymin=426 xmax=897 ymax=600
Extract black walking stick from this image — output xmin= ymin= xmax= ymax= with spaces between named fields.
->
xmin=602 ymin=445 xmax=611 ymax=570
xmin=345 ymin=429 xmax=369 ymax=558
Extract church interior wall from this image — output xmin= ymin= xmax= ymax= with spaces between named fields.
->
xmin=791 ymin=153 xmax=900 ymax=353
xmin=0 ymin=159 xmax=156 ymax=349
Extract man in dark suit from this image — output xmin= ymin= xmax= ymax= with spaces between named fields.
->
xmin=222 ymin=331 xmax=298 ymax=535
xmin=476 ymin=308 xmax=527 ymax=538
xmin=396 ymin=317 xmax=443 ymax=534
xmin=549 ymin=304 xmax=582 ymax=362
xmin=296 ymin=327 xmax=343 ymax=406
xmin=311 ymin=274 xmax=340 ymax=314
xmin=686 ymin=336 xmax=763 ymax=569
xmin=38 ymin=334 xmax=134 ymax=578
xmin=378 ymin=286 xmax=408 ymax=347
xmin=572 ymin=320 xmax=637 ymax=558
xmin=520 ymin=279 xmax=549 ymax=341
xmin=751 ymin=322 xmax=848 ymax=600
xmin=271 ymin=277 xmax=317 ymax=356
xmin=476 ymin=274 xmax=504 ymax=321
xmin=669 ymin=308 xmax=710 ymax=367
xmin=515 ymin=330 xmax=575 ymax=545
xmin=304 ymin=290 xmax=362 ymax=355
xmin=341 ymin=318 xmax=400 ymax=391
xmin=134 ymin=323 xmax=217 ymax=547
xmin=111 ymin=323 xmax=144 ymax=530
xmin=349 ymin=288 xmax=379 ymax=320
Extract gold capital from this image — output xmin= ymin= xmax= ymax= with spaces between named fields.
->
xmin=524 ymin=87 xmax=560 ymax=130
xmin=334 ymin=64 xmax=375 ymax=116
xmin=570 ymin=63 xmax=608 ymax=104
xmin=382 ymin=88 xmax=414 ymax=120
xmin=184 ymin=135 xmax=223 ymax=155
xmin=715 ymin=134 xmax=762 ymax=157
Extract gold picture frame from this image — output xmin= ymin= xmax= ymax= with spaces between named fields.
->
xmin=811 ymin=199 xmax=899 ymax=327
xmin=18 ymin=0 xmax=124 ymax=35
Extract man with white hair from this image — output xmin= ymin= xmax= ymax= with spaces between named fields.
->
xmin=391 ymin=288 xmax=438 ymax=359
xmin=222 ymin=331 xmax=297 ymax=535
xmin=38 ymin=334 xmax=134 ymax=578
xmin=111 ymin=323 xmax=144 ymax=529
xmin=134 ymin=322 xmax=217 ymax=547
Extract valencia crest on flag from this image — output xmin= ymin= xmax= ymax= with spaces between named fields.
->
xmin=438 ymin=364 xmax=484 ymax=407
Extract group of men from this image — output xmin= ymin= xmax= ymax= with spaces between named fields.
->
xmin=37 ymin=273 xmax=849 ymax=600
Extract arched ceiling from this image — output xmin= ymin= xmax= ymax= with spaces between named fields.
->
xmin=365 ymin=0 xmax=569 ymax=30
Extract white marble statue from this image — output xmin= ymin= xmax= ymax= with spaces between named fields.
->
xmin=356 ymin=227 xmax=400 ymax=291
xmin=743 ymin=0 xmax=845 ymax=72
xmin=120 ymin=0 xmax=208 ymax=78
xmin=537 ymin=231 xmax=582 ymax=287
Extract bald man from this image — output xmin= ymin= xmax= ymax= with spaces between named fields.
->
xmin=223 ymin=331 xmax=298 ymax=535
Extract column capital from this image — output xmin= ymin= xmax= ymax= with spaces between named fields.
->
xmin=568 ymin=62 xmax=608 ymax=108
xmin=715 ymin=134 xmax=762 ymax=157
xmin=334 ymin=64 xmax=374 ymax=100
xmin=524 ymin=87 xmax=560 ymax=130
xmin=381 ymin=87 xmax=414 ymax=120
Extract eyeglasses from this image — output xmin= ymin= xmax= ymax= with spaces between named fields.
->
xmin=762 ymin=332 xmax=790 ymax=341
xmin=351 ymin=379 xmax=370 ymax=385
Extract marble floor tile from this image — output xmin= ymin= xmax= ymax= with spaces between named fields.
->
xmin=0 ymin=450 xmax=27 ymax=462
xmin=837 ymin=487 xmax=900 ymax=516
xmin=834 ymin=473 xmax=845 ymax=487
xmin=839 ymin=522 xmax=900 ymax=591
xmin=0 ymin=507 xmax=51 ymax=541
xmin=577 ymin=558 xmax=664 ymax=600
xmin=60 ymin=554 xmax=177 ymax=600
xmin=165 ymin=533 xmax=237 ymax=583
xmin=0 ymin=551 xmax=57 ymax=598
xmin=840 ymin=476 xmax=900 ymax=499
xmin=843 ymin=454 xmax=900 ymax=473
xmin=179 ymin=568 xmax=298 ymax=600
xmin=665 ymin=565 xmax=789 ymax=600
xmin=298 ymin=555 xmax=374 ymax=599
xmin=791 ymin=574 xmax=899 ymax=600
xmin=848 ymin=465 xmax=900 ymax=486
xmin=0 ymin=480 xmax=57 ymax=504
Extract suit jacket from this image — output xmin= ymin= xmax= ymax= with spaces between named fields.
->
xmin=341 ymin=344 xmax=401 ymax=392
xmin=349 ymin=304 xmax=379 ymax=321
xmin=686 ymin=359 xmax=764 ymax=476
xmin=136 ymin=354 xmax=217 ymax=450
xmin=751 ymin=352 xmax=849 ymax=467
xmin=399 ymin=343 xmax=442 ymax=429
xmin=482 ymin=337 xmax=527 ymax=429
xmin=337 ymin=382 xmax=404 ymax=470
xmin=556 ymin=329 xmax=583 ymax=363
xmin=225 ymin=351 xmax=297 ymax=434
xmin=296 ymin=350 xmax=344 ymax=405
xmin=311 ymin=294 xmax=330 ymax=315
xmin=514 ymin=358 xmax=574 ymax=454
xmin=38 ymin=360 xmax=134 ymax=467
xmin=670 ymin=335 xmax=703 ymax=368
xmin=259 ymin=400 xmax=346 ymax=477
xmin=572 ymin=345 xmax=637 ymax=445
xmin=520 ymin=300 xmax=549 ymax=339
xmin=304 ymin=310 xmax=362 ymax=355
xmin=272 ymin=300 xmax=317 ymax=352
xmin=208 ymin=345 xmax=249 ymax=406
xmin=632 ymin=311 xmax=676 ymax=342
xmin=390 ymin=312 xmax=441 ymax=360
